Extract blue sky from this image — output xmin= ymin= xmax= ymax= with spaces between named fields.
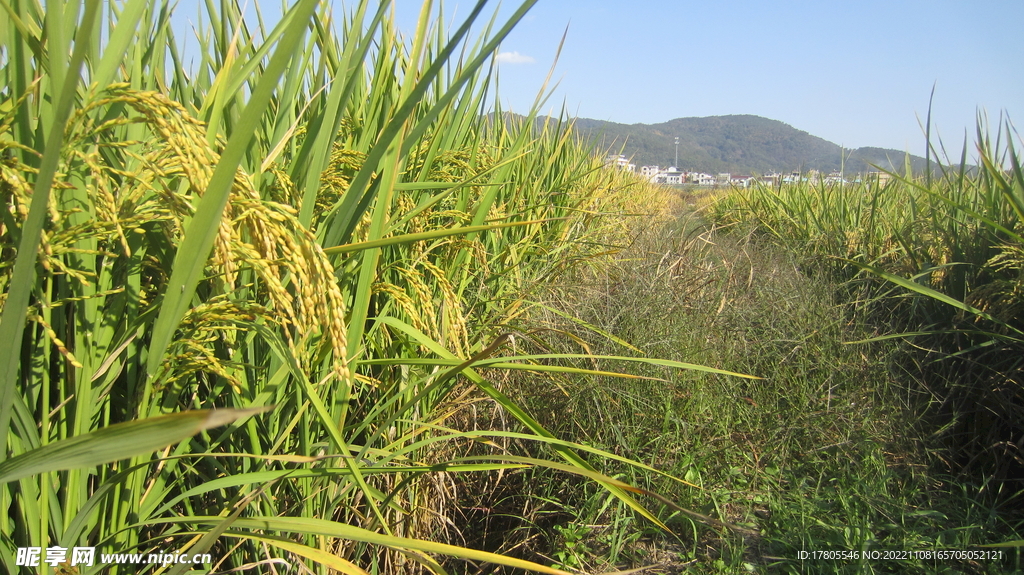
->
xmin=173 ymin=0 xmax=1023 ymax=155
xmin=392 ymin=0 xmax=1022 ymax=155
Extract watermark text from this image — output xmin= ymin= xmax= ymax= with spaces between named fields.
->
xmin=16 ymin=547 xmax=211 ymax=567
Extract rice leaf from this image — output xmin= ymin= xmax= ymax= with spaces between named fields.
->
xmin=0 ymin=408 xmax=271 ymax=483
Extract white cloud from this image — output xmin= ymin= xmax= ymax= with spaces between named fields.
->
xmin=495 ymin=51 xmax=535 ymax=65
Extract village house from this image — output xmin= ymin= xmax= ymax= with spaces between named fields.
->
xmin=640 ymin=165 xmax=661 ymax=179
xmin=660 ymin=167 xmax=687 ymax=185
xmin=605 ymin=154 xmax=636 ymax=172
xmin=639 ymin=165 xmax=688 ymax=184
xmin=782 ymin=171 xmax=805 ymax=184
xmin=690 ymin=172 xmax=716 ymax=185
xmin=866 ymin=171 xmax=892 ymax=186
xmin=730 ymin=175 xmax=754 ymax=187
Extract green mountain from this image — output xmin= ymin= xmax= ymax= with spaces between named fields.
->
xmin=570 ymin=114 xmax=931 ymax=175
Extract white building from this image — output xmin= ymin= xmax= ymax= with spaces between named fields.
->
xmin=650 ymin=167 xmax=686 ymax=185
xmin=605 ymin=154 xmax=636 ymax=172
xmin=640 ymin=165 xmax=661 ymax=180
xmin=690 ymin=172 xmax=716 ymax=185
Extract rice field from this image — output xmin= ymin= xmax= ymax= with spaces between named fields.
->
xmin=0 ymin=1 xmax=733 ymax=573
xmin=3 ymin=1 xmax=1023 ymax=573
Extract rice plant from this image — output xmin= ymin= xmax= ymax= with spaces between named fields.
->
xmin=0 ymin=1 xmax=759 ymax=573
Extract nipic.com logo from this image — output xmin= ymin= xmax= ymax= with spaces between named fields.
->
xmin=16 ymin=546 xmax=94 ymax=568
xmin=15 ymin=546 xmax=211 ymax=568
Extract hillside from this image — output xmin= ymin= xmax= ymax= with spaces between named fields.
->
xmin=571 ymin=114 xmax=932 ymax=175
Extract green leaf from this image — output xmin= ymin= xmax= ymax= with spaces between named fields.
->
xmin=0 ymin=408 xmax=271 ymax=484
xmin=322 ymin=219 xmax=557 ymax=256
xmin=91 ymin=0 xmax=149 ymax=90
